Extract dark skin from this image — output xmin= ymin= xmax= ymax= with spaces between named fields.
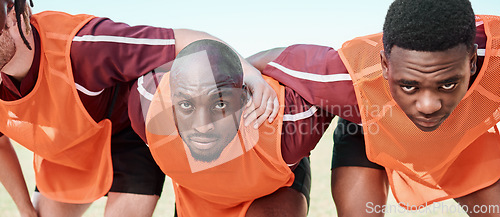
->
xmin=170 ymin=52 xmax=247 ymax=162
xmin=381 ymin=44 xmax=477 ymax=132
xmin=330 ymin=43 xmax=487 ymax=217
xmin=170 ymin=51 xmax=307 ymax=216
xmin=172 ymin=84 xmax=246 ymax=162
xmin=331 ymin=167 xmax=389 ymax=217
xmin=382 ymin=44 xmax=500 ymax=217
xmin=331 ymin=43 xmax=479 ymax=217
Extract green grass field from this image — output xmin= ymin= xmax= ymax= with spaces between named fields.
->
xmin=0 ymin=120 xmax=466 ymax=216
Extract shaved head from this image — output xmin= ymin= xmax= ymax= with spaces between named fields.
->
xmin=170 ymin=39 xmax=243 ymax=90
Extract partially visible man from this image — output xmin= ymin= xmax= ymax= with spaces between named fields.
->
xmin=0 ymin=1 xmax=279 ymax=216
xmin=332 ymin=1 xmax=500 ymax=216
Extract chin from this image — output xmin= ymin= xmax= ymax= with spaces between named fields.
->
xmin=407 ymin=114 xmax=448 ymax=132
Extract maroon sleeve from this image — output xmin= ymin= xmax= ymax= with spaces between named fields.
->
xmin=0 ymin=17 xmax=175 ymax=137
xmin=128 ymin=71 xmax=168 ymax=143
xmin=261 ymin=44 xmax=360 ymax=166
xmin=128 ymin=80 xmax=147 ymax=142
xmin=280 ymin=86 xmax=335 ymax=166
xmin=262 ymin=44 xmax=361 ymax=124
xmin=70 ymin=17 xmax=176 ymax=92
xmin=68 ymin=17 xmax=176 ymax=133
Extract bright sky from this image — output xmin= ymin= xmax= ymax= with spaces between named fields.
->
xmin=32 ymin=0 xmax=500 ymax=57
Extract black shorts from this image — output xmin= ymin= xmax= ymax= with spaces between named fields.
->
xmin=331 ymin=118 xmax=384 ymax=170
xmin=36 ymin=126 xmax=165 ymax=196
xmin=290 ymin=157 xmax=311 ymax=207
xmin=107 ymin=126 xmax=165 ymax=195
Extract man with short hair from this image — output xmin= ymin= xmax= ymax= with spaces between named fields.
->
xmin=249 ymin=0 xmax=500 ymax=216
xmin=0 ymin=1 xmax=278 ymax=216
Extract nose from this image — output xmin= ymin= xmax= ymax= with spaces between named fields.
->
xmin=415 ymin=91 xmax=442 ymax=115
xmin=193 ymin=109 xmax=215 ymax=133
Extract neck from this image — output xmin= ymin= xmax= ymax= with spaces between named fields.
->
xmin=2 ymin=29 xmax=35 ymax=81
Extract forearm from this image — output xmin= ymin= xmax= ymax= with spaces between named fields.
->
xmin=0 ymin=135 xmax=36 ymax=215
xmin=246 ymin=47 xmax=286 ymax=72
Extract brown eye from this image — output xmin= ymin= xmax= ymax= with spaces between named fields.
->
xmin=401 ymin=86 xmax=416 ymax=93
xmin=179 ymin=102 xmax=193 ymax=110
xmin=440 ymin=83 xmax=457 ymax=90
xmin=214 ymin=102 xmax=227 ymax=110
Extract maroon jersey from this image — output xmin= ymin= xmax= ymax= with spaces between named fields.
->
xmin=0 ymin=17 xmax=176 ymax=136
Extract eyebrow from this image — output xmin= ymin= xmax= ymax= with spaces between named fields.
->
xmin=396 ymin=74 xmax=464 ymax=86
xmin=173 ymin=91 xmax=192 ymax=99
xmin=436 ymin=75 xmax=464 ymax=85
xmin=173 ymin=89 xmax=236 ymax=101
xmin=397 ymin=79 xmax=419 ymax=86
xmin=208 ymin=89 xmax=236 ymax=100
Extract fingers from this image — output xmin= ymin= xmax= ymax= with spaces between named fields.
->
xmin=241 ymin=74 xmax=281 ymax=128
xmin=253 ymin=98 xmax=275 ymax=128
xmin=243 ymin=97 xmax=253 ymax=119
xmin=250 ymin=86 xmax=263 ymax=111
xmin=243 ymin=86 xmax=267 ymax=124
xmin=243 ymin=96 xmax=279 ymax=129
xmin=268 ymin=97 xmax=279 ymax=123
xmin=243 ymin=101 xmax=257 ymax=127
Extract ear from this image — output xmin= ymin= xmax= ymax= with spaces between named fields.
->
xmin=470 ymin=44 xmax=478 ymax=76
xmin=380 ymin=50 xmax=389 ymax=80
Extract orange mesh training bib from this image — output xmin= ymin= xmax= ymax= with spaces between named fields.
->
xmin=145 ymin=74 xmax=293 ymax=217
xmin=0 ymin=11 xmax=113 ymax=203
xmin=338 ymin=15 xmax=500 ymax=207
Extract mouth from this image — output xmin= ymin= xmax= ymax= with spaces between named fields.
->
xmin=188 ymin=136 xmax=219 ymax=150
xmin=413 ymin=117 xmax=444 ymax=131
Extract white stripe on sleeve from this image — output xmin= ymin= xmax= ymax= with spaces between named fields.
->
xmin=283 ymin=106 xmax=318 ymax=122
xmin=75 ymin=83 xmax=104 ymax=96
xmin=137 ymin=76 xmax=155 ymax=101
xmin=73 ymin=35 xmax=175 ymax=46
xmin=268 ymin=62 xmax=351 ymax=83
xmin=477 ymin=49 xmax=486 ymax=57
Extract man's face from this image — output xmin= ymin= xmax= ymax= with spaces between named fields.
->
xmin=170 ymin=53 xmax=245 ymax=162
xmin=381 ymin=45 xmax=477 ymax=132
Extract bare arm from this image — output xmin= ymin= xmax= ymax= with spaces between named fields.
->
xmin=0 ymin=135 xmax=37 ymax=217
xmin=246 ymin=47 xmax=286 ymax=72
xmin=173 ymin=29 xmax=280 ymax=127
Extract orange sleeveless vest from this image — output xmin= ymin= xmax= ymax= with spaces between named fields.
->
xmin=0 ymin=11 xmax=113 ymax=203
xmin=338 ymin=15 xmax=500 ymax=207
xmin=145 ymin=75 xmax=294 ymax=216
